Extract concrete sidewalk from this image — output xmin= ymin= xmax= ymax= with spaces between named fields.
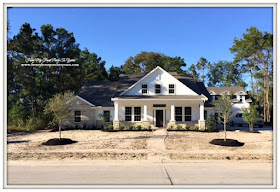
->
xmin=7 ymin=160 xmax=274 ymax=187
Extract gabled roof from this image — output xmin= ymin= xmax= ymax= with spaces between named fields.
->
xmin=78 ymin=81 xmax=118 ymax=107
xmin=206 ymin=87 xmax=247 ymax=95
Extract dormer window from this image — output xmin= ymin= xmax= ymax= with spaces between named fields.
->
xmin=142 ymin=84 xmax=148 ymax=94
xmin=169 ymin=84 xmax=175 ymax=94
xmin=155 ymin=84 xmax=161 ymax=94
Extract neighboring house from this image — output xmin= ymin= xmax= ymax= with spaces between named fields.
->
xmin=64 ymin=66 xmax=251 ymax=130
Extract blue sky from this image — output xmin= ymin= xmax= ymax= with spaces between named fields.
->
xmin=8 ymin=7 xmax=273 ymax=81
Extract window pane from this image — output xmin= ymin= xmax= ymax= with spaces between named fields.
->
xmin=134 ymin=116 xmax=141 ymax=121
xmin=134 ymin=107 xmax=141 ymax=115
xmin=175 ymin=116 xmax=182 ymax=121
xmin=185 ymin=107 xmax=191 ymax=115
xmin=75 ymin=111 xmax=81 ymax=116
xmin=175 ymin=107 xmax=182 ymax=115
xmin=75 ymin=117 xmax=81 ymax=122
xmin=125 ymin=116 xmax=131 ymax=121
xmin=142 ymin=84 xmax=147 ymax=88
xmin=169 ymin=89 xmax=174 ymax=94
xmin=155 ymin=84 xmax=161 ymax=88
xmin=125 ymin=107 xmax=132 ymax=115
xmin=142 ymin=89 xmax=147 ymax=94
xmin=104 ymin=111 xmax=110 ymax=122
xmin=155 ymin=89 xmax=161 ymax=94
xmin=185 ymin=116 xmax=191 ymax=121
xmin=169 ymin=84 xmax=174 ymax=88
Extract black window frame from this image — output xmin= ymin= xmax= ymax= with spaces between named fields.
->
xmin=134 ymin=107 xmax=141 ymax=121
xmin=74 ymin=110 xmax=81 ymax=122
xmin=155 ymin=84 xmax=161 ymax=94
xmin=184 ymin=107 xmax=192 ymax=121
xmin=103 ymin=110 xmax=110 ymax=122
xmin=142 ymin=84 xmax=148 ymax=94
xmin=125 ymin=107 xmax=132 ymax=121
xmin=175 ymin=107 xmax=182 ymax=121
xmin=169 ymin=84 xmax=175 ymax=94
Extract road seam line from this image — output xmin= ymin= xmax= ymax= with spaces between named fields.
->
xmin=163 ymin=166 xmax=173 ymax=185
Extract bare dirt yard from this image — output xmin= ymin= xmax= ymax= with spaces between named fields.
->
xmin=165 ymin=130 xmax=273 ymax=161
xmin=7 ymin=130 xmax=152 ymax=161
xmin=7 ymin=129 xmax=273 ymax=162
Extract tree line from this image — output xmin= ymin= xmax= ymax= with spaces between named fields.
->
xmin=7 ymin=23 xmax=273 ymax=131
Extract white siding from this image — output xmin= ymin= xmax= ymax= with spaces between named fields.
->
xmin=123 ymin=68 xmax=198 ymax=96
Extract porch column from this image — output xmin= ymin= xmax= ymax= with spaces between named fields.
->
xmin=199 ymin=103 xmax=204 ymax=121
xmin=199 ymin=102 xmax=205 ymax=130
xmin=170 ymin=105 xmax=175 ymax=121
xmin=143 ymin=104 xmax=147 ymax=121
xmin=114 ymin=102 xmax=119 ymax=121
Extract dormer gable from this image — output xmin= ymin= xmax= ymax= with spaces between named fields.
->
xmin=120 ymin=66 xmax=199 ymax=96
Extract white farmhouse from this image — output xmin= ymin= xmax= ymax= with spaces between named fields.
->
xmin=64 ymin=66 xmax=252 ymax=130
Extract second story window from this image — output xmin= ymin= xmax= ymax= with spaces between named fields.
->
xmin=169 ymin=84 xmax=175 ymax=94
xmin=155 ymin=84 xmax=161 ymax=94
xmin=142 ymin=84 xmax=148 ymax=94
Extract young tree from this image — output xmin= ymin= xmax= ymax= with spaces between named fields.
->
xmin=212 ymin=94 xmax=235 ymax=141
xmin=242 ymin=104 xmax=260 ymax=132
xmin=44 ymin=91 xmax=75 ymax=139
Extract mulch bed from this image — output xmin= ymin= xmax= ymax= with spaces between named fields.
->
xmin=209 ymin=139 xmax=244 ymax=147
xmin=42 ymin=138 xmax=77 ymax=146
xmin=240 ymin=130 xmax=261 ymax=134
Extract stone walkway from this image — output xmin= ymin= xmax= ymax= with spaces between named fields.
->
xmin=147 ymin=128 xmax=170 ymax=162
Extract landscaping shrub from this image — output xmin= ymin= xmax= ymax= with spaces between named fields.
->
xmin=205 ymin=114 xmax=217 ymax=132
xmin=185 ymin=125 xmax=190 ymax=131
xmin=128 ymin=125 xmax=134 ymax=131
xmin=147 ymin=125 xmax=152 ymax=131
xmin=137 ymin=125 xmax=142 ymax=130
xmin=25 ymin=117 xmax=45 ymax=131
xmin=168 ymin=125 xmax=173 ymax=130
xmin=119 ymin=125 xmax=125 ymax=131
xmin=194 ymin=125 xmax=199 ymax=131
xmin=107 ymin=125 xmax=114 ymax=130
xmin=177 ymin=125 xmax=182 ymax=130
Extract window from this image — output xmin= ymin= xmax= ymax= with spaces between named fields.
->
xmin=103 ymin=110 xmax=110 ymax=122
xmin=125 ymin=107 xmax=132 ymax=121
xmin=175 ymin=107 xmax=182 ymax=121
xmin=169 ymin=84 xmax=175 ymax=94
xmin=153 ymin=104 xmax=166 ymax=107
xmin=142 ymin=84 xmax=148 ymax=94
xmin=134 ymin=107 xmax=141 ymax=121
xmin=185 ymin=107 xmax=192 ymax=121
xmin=74 ymin=111 xmax=81 ymax=122
xmin=155 ymin=84 xmax=161 ymax=94
xmin=204 ymin=110 xmax=207 ymax=120
xmin=240 ymin=97 xmax=243 ymax=102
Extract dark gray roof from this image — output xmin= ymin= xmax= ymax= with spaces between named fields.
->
xmin=78 ymin=81 xmax=118 ymax=107
xmin=207 ymin=87 xmax=247 ymax=95
xmin=77 ymin=72 xmax=238 ymax=107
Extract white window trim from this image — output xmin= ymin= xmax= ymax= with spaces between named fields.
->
xmin=141 ymin=84 xmax=148 ymax=95
xmin=168 ymin=84 xmax=175 ymax=95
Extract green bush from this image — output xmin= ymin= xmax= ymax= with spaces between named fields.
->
xmin=185 ymin=125 xmax=190 ymax=131
xmin=128 ymin=125 xmax=134 ymax=131
xmin=205 ymin=114 xmax=217 ymax=131
xmin=119 ymin=125 xmax=125 ymax=131
xmin=177 ymin=125 xmax=182 ymax=130
xmin=107 ymin=125 xmax=114 ymax=130
xmin=194 ymin=125 xmax=199 ymax=131
xmin=137 ymin=125 xmax=142 ymax=130
xmin=25 ymin=117 xmax=45 ymax=131
xmin=147 ymin=125 xmax=152 ymax=131
xmin=168 ymin=125 xmax=173 ymax=130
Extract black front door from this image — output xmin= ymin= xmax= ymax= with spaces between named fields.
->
xmin=156 ymin=110 xmax=163 ymax=127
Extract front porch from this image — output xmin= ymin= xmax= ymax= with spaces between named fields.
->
xmin=111 ymin=97 xmax=208 ymax=130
